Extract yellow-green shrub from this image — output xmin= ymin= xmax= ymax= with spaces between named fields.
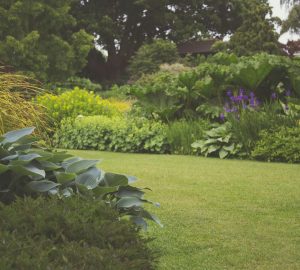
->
xmin=37 ymin=87 xmax=131 ymax=123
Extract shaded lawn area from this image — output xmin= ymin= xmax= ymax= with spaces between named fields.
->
xmin=69 ymin=150 xmax=300 ymax=270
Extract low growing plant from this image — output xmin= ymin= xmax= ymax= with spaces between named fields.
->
xmin=0 ymin=127 xmax=161 ymax=228
xmin=167 ymin=120 xmax=210 ymax=155
xmin=192 ymin=122 xmax=244 ymax=159
xmin=251 ymin=126 xmax=300 ymax=163
xmin=54 ymin=116 xmax=169 ymax=154
xmin=0 ymin=196 xmax=157 ymax=270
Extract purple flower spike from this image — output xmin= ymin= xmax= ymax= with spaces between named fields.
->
xmin=226 ymin=90 xmax=232 ymax=97
xmin=220 ymin=113 xmax=225 ymax=121
xmin=285 ymin=89 xmax=291 ymax=97
xmin=271 ymin=92 xmax=277 ymax=100
xmin=250 ymin=92 xmax=255 ymax=98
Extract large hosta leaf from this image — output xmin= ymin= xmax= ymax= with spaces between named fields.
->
xmin=66 ymin=160 xmax=99 ymax=174
xmin=1 ymin=127 xmax=35 ymax=145
xmin=9 ymin=164 xmax=45 ymax=178
xmin=102 ymin=173 xmax=128 ymax=187
xmin=27 ymin=180 xmax=60 ymax=193
xmin=75 ymin=167 xmax=101 ymax=189
xmin=117 ymin=197 xmax=143 ymax=208
xmin=116 ymin=186 xmax=144 ymax=199
xmin=55 ymin=172 xmax=76 ymax=184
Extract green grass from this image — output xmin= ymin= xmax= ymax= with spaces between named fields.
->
xmin=69 ymin=150 xmax=300 ymax=270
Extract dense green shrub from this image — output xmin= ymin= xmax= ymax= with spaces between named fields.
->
xmin=0 ymin=127 xmax=161 ymax=227
xmin=47 ymin=76 xmax=102 ymax=93
xmin=228 ymin=103 xmax=296 ymax=154
xmin=251 ymin=126 xmax=300 ymax=163
xmin=36 ymin=88 xmax=128 ymax=123
xmin=167 ymin=120 xmax=210 ymax=155
xmin=0 ymin=196 xmax=157 ymax=270
xmin=54 ymin=116 xmax=169 ymax=154
xmin=128 ymin=39 xmax=179 ymax=79
xmin=192 ymin=122 xmax=244 ymax=159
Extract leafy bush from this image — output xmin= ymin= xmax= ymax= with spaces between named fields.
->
xmin=0 ymin=72 xmax=50 ymax=139
xmin=0 ymin=196 xmax=157 ymax=270
xmin=192 ymin=122 xmax=244 ymax=159
xmin=37 ymin=88 xmax=129 ymax=123
xmin=227 ymin=102 xmax=296 ymax=154
xmin=128 ymin=39 xmax=179 ymax=79
xmin=167 ymin=120 xmax=210 ymax=155
xmin=47 ymin=76 xmax=102 ymax=93
xmin=251 ymin=126 xmax=300 ymax=163
xmin=54 ymin=116 xmax=169 ymax=154
xmin=0 ymin=127 xmax=161 ymax=227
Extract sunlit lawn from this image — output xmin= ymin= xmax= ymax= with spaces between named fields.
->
xmin=70 ymin=150 xmax=300 ymax=270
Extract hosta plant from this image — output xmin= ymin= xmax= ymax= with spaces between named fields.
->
xmin=0 ymin=127 xmax=161 ymax=229
xmin=191 ymin=122 xmax=244 ymax=159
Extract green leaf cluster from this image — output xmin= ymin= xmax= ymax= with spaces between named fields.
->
xmin=54 ymin=116 xmax=169 ymax=154
xmin=0 ymin=196 xmax=157 ymax=269
xmin=251 ymin=125 xmax=300 ymax=163
xmin=192 ymin=123 xmax=244 ymax=159
xmin=0 ymin=127 xmax=161 ymax=228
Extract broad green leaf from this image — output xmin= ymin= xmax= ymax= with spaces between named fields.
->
xmin=61 ymin=157 xmax=82 ymax=169
xmin=54 ymin=172 xmax=76 ymax=184
xmin=2 ymin=127 xmax=35 ymax=145
xmin=117 ymin=197 xmax=143 ymax=208
xmin=223 ymin=144 xmax=235 ymax=152
xmin=38 ymin=161 xmax=61 ymax=171
xmin=116 ymin=186 xmax=144 ymax=199
xmin=27 ymin=180 xmax=60 ymax=193
xmin=92 ymin=186 xmax=118 ymax=197
xmin=141 ymin=209 xmax=163 ymax=227
xmin=207 ymin=145 xmax=219 ymax=154
xmin=131 ymin=216 xmax=147 ymax=230
xmin=75 ymin=167 xmax=101 ymax=189
xmin=103 ymin=173 xmax=128 ymax=187
xmin=219 ymin=149 xmax=229 ymax=159
xmin=48 ymin=152 xmax=73 ymax=163
xmin=9 ymin=164 xmax=45 ymax=178
xmin=65 ymin=159 xmax=99 ymax=174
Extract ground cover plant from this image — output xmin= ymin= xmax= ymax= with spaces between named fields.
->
xmin=0 ymin=196 xmax=156 ymax=270
xmin=71 ymin=150 xmax=300 ymax=270
xmin=0 ymin=127 xmax=161 ymax=228
xmin=54 ymin=116 xmax=169 ymax=154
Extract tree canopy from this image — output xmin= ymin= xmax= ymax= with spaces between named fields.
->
xmin=0 ymin=0 xmax=93 ymax=81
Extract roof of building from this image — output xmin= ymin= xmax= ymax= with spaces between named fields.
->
xmin=177 ymin=40 xmax=217 ymax=54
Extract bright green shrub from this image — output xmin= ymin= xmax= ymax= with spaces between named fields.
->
xmin=54 ymin=116 xmax=169 ymax=154
xmin=167 ymin=120 xmax=210 ymax=155
xmin=36 ymin=88 xmax=125 ymax=123
xmin=251 ymin=126 xmax=300 ymax=163
xmin=0 ymin=196 xmax=157 ymax=270
xmin=0 ymin=127 xmax=161 ymax=227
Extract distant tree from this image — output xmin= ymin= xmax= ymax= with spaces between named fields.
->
xmin=0 ymin=0 xmax=93 ymax=82
xmin=280 ymin=0 xmax=300 ymax=34
xmin=226 ymin=0 xmax=280 ymax=55
xmin=71 ymin=0 xmax=250 ymax=81
xmin=128 ymin=39 xmax=179 ymax=79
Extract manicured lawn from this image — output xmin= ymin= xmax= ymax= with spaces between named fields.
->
xmin=70 ymin=150 xmax=300 ymax=270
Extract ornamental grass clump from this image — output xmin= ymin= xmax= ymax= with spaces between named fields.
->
xmin=0 ymin=71 xmax=50 ymax=139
